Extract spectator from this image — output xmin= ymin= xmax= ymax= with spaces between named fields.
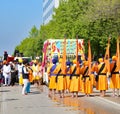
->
xmin=3 ymin=61 xmax=11 ymax=86
xmin=22 ymin=60 xmax=29 ymax=95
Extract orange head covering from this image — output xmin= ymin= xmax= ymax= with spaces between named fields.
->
xmin=33 ymin=60 xmax=38 ymax=64
xmin=18 ymin=58 xmax=23 ymax=63
xmin=3 ymin=60 xmax=7 ymax=64
xmin=112 ymin=56 xmax=117 ymax=61
xmin=59 ymin=58 xmax=63 ymax=63
xmin=98 ymin=58 xmax=103 ymax=63
xmin=73 ymin=59 xmax=77 ymax=64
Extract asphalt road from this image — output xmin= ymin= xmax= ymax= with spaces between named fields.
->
xmin=0 ymin=85 xmax=120 ymax=114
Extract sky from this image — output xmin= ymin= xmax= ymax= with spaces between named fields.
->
xmin=0 ymin=0 xmax=43 ymax=57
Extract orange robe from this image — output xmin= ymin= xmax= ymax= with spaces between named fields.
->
xmin=81 ymin=65 xmax=93 ymax=94
xmin=28 ymin=68 xmax=34 ymax=83
xmin=96 ymin=62 xmax=108 ymax=90
xmin=56 ymin=63 xmax=67 ymax=91
xmin=91 ymin=63 xmax=98 ymax=86
xmin=110 ymin=61 xmax=120 ymax=89
xmin=69 ymin=65 xmax=80 ymax=92
xmin=66 ymin=66 xmax=72 ymax=90
xmin=47 ymin=64 xmax=57 ymax=90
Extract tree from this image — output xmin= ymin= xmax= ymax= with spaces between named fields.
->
xmin=29 ymin=25 xmax=39 ymax=38
xmin=15 ymin=0 xmax=120 ymax=59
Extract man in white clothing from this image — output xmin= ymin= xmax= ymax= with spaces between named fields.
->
xmin=3 ymin=61 xmax=11 ymax=86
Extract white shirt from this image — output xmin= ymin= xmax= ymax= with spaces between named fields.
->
xmin=17 ymin=64 xmax=23 ymax=78
xmin=3 ymin=64 xmax=11 ymax=77
xmin=18 ymin=64 xmax=23 ymax=73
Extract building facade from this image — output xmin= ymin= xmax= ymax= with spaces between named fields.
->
xmin=43 ymin=0 xmax=60 ymax=25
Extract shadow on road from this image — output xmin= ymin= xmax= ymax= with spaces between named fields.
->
xmin=0 ymin=90 xmax=10 ymax=92
xmin=29 ymin=91 xmax=41 ymax=95
xmin=0 ymin=98 xmax=19 ymax=103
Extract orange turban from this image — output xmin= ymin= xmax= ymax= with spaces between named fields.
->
xmin=18 ymin=58 xmax=23 ymax=63
xmin=98 ymin=58 xmax=103 ymax=63
xmin=73 ymin=59 xmax=77 ymax=64
xmin=33 ymin=60 xmax=38 ymax=64
xmin=59 ymin=58 xmax=63 ymax=63
xmin=112 ymin=56 xmax=117 ymax=61
xmin=3 ymin=60 xmax=7 ymax=64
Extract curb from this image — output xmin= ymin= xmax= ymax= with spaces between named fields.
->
xmin=96 ymin=96 xmax=120 ymax=108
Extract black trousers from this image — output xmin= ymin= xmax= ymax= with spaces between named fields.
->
xmin=10 ymin=72 xmax=16 ymax=86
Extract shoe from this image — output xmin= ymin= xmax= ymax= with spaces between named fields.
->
xmin=22 ymin=93 xmax=27 ymax=95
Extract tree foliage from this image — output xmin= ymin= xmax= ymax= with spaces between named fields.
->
xmin=15 ymin=26 xmax=44 ymax=59
xmin=15 ymin=0 xmax=120 ymax=60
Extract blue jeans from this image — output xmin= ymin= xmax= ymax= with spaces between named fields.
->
xmin=26 ymin=82 xmax=30 ymax=93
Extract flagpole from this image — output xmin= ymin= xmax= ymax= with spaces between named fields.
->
xmin=116 ymin=34 xmax=120 ymax=71
xmin=62 ymin=36 xmax=67 ymax=75
xmin=104 ymin=36 xmax=111 ymax=76
xmin=76 ymin=35 xmax=79 ymax=67
xmin=88 ymin=40 xmax=92 ymax=75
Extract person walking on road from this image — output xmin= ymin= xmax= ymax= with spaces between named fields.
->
xmin=69 ymin=59 xmax=80 ymax=98
xmin=110 ymin=56 xmax=120 ymax=97
xmin=32 ymin=60 xmax=40 ymax=87
xmin=10 ymin=61 xmax=16 ymax=86
xmin=47 ymin=58 xmax=57 ymax=97
xmin=56 ymin=58 xmax=66 ymax=98
xmin=0 ymin=61 xmax=3 ymax=86
xmin=81 ymin=61 xmax=93 ymax=97
xmin=96 ymin=58 xmax=108 ymax=97
xmin=18 ymin=58 xmax=24 ymax=86
xmin=22 ymin=60 xmax=29 ymax=95
xmin=66 ymin=61 xmax=72 ymax=93
xmin=26 ymin=64 xmax=33 ymax=93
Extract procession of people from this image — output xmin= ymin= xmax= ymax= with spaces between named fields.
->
xmin=47 ymin=38 xmax=120 ymax=98
xmin=0 ymin=37 xmax=120 ymax=99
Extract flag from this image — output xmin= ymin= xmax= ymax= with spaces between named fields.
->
xmin=88 ymin=40 xmax=92 ymax=75
xmin=7 ymin=56 xmax=14 ymax=62
xmin=76 ymin=38 xmax=79 ymax=67
xmin=42 ymin=40 xmax=49 ymax=67
xmin=104 ymin=38 xmax=110 ymax=74
xmin=116 ymin=36 xmax=120 ymax=70
xmin=62 ymin=38 xmax=66 ymax=74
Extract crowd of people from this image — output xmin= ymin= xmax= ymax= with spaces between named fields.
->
xmin=0 ymin=51 xmax=120 ymax=98
xmin=47 ymin=56 xmax=120 ymax=98
xmin=0 ymin=58 xmax=43 ymax=95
